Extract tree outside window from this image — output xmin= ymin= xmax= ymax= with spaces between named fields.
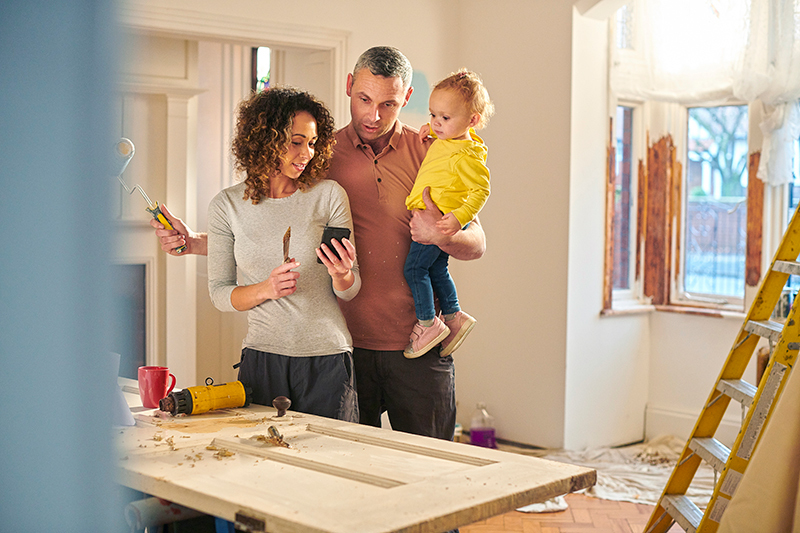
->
xmin=683 ymin=105 xmax=749 ymax=300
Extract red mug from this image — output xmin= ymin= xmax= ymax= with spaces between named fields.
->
xmin=137 ymin=366 xmax=176 ymax=409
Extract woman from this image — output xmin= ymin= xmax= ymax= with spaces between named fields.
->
xmin=207 ymin=87 xmax=360 ymax=421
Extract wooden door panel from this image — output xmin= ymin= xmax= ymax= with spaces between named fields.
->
xmin=118 ymin=388 xmax=595 ymax=533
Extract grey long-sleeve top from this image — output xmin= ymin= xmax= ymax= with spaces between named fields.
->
xmin=207 ymin=179 xmax=360 ymax=357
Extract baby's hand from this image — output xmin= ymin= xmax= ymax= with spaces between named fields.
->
xmin=436 ymin=212 xmax=462 ymax=236
xmin=418 ymin=123 xmax=431 ymax=143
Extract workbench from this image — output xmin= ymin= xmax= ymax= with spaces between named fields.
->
xmin=117 ymin=379 xmax=595 ymax=533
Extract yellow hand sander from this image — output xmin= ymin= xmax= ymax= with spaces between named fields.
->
xmin=159 ymin=378 xmax=252 ymax=416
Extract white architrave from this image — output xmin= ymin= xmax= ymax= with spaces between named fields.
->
xmin=118 ymin=2 xmax=350 ymax=125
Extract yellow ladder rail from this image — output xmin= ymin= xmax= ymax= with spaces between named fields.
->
xmin=644 ymin=205 xmax=800 ymax=533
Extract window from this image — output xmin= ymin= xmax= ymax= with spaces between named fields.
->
xmin=603 ymin=2 xmax=783 ymax=315
xmin=679 ymin=105 xmax=749 ymax=305
xmin=783 ymin=138 xmax=800 ymax=298
xmin=603 ymin=103 xmax=641 ymax=312
xmin=791 ymin=138 xmax=800 ymax=221
xmin=615 ymin=3 xmax=634 ymax=51
xmin=252 ymin=46 xmax=271 ymax=92
xmin=614 ymin=106 xmax=635 ymax=291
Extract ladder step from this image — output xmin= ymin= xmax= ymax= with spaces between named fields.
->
xmin=688 ymin=437 xmax=730 ymax=473
xmin=717 ymin=379 xmax=757 ymax=408
xmin=663 ymin=494 xmax=702 ymax=533
xmin=772 ymin=260 xmax=800 ymax=276
xmin=744 ymin=319 xmax=783 ymax=342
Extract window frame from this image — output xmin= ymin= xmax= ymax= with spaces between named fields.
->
xmin=602 ymin=2 xmax=780 ymax=316
xmin=607 ymin=100 xmax=645 ymax=308
xmin=669 ymin=102 xmax=751 ymax=311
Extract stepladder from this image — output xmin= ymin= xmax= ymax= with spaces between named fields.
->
xmin=644 ymin=208 xmax=800 ymax=533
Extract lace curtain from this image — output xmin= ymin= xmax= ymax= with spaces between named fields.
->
xmin=610 ymin=0 xmax=800 ymax=185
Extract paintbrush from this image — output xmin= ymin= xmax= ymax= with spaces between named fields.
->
xmin=282 ymin=226 xmax=291 ymax=263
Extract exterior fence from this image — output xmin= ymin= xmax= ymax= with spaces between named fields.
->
xmin=684 ymin=199 xmax=746 ymax=298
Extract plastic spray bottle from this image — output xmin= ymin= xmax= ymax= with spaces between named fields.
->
xmin=469 ymin=402 xmax=497 ymax=448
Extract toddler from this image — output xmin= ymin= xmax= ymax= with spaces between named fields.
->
xmin=403 ymin=69 xmax=494 ymax=358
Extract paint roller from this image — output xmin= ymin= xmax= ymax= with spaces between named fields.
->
xmin=114 ymin=138 xmax=186 ymax=254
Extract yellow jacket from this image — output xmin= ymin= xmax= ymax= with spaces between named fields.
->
xmin=405 ymin=129 xmax=490 ymax=227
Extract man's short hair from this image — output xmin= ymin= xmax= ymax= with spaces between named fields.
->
xmin=353 ymin=46 xmax=413 ymax=89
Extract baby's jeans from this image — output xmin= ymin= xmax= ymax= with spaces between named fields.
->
xmin=403 ymin=241 xmax=460 ymax=321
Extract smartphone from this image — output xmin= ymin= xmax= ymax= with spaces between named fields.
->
xmin=317 ymin=226 xmax=351 ymax=264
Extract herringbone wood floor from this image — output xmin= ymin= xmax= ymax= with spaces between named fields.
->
xmin=461 ymin=493 xmax=684 ymax=533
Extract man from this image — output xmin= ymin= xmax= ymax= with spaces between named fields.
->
xmin=152 ymin=46 xmax=485 ymax=441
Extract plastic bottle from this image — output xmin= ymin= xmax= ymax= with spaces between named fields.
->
xmin=469 ymin=402 xmax=496 ymax=448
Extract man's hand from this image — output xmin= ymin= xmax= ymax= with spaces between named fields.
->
xmin=409 ymin=187 xmax=486 ymax=261
xmin=149 ymin=204 xmax=208 ymax=256
xmin=436 ymin=212 xmax=462 ymax=236
xmin=409 ymin=187 xmax=447 ymax=246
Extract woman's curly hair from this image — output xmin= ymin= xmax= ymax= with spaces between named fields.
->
xmin=231 ymin=86 xmax=336 ymax=204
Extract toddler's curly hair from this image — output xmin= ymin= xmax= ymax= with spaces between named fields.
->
xmin=231 ymin=86 xmax=336 ymax=204
xmin=434 ymin=69 xmax=495 ymax=129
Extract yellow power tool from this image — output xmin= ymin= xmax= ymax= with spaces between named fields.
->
xmin=159 ymin=378 xmax=252 ymax=416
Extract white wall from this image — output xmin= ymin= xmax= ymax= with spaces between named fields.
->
xmin=119 ymin=0 xmax=762 ymax=450
xmin=447 ymin=1 xmax=574 ymax=447
xmin=194 ymin=42 xmax=252 ymax=384
xmin=566 ymin=11 xmax=650 ymax=449
xmin=648 ymin=312 xmax=754 ymax=447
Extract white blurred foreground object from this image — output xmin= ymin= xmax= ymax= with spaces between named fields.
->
xmin=125 ymin=497 xmax=203 ymax=530
xmin=110 ymin=352 xmax=134 ymax=427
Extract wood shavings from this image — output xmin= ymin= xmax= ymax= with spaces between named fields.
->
xmin=250 ymin=433 xmax=290 ymax=448
xmin=213 ymin=449 xmax=234 ymax=459
xmin=633 ymin=450 xmax=672 ymax=466
xmin=205 ymin=444 xmax=235 ymax=460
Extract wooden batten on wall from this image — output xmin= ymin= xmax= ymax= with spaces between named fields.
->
xmin=746 ymin=151 xmax=764 ymax=288
xmin=643 ymin=135 xmax=679 ymax=305
xmin=602 ymin=117 xmax=615 ymax=311
xmin=603 ymin=132 xmax=687 ymax=309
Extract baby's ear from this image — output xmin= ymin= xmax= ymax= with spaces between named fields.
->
xmin=469 ymin=113 xmax=481 ymax=128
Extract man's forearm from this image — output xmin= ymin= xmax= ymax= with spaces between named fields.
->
xmin=439 ymin=217 xmax=485 ymax=261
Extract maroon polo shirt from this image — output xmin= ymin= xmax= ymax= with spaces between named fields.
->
xmin=326 ymin=121 xmax=429 ymax=350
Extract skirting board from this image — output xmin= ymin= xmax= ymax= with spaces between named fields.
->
xmin=645 ymin=405 xmax=743 ymax=449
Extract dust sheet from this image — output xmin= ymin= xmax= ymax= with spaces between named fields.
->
xmin=502 ymin=435 xmax=716 ymax=512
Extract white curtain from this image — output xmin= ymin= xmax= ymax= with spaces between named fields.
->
xmin=610 ymin=0 xmax=800 ymax=185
